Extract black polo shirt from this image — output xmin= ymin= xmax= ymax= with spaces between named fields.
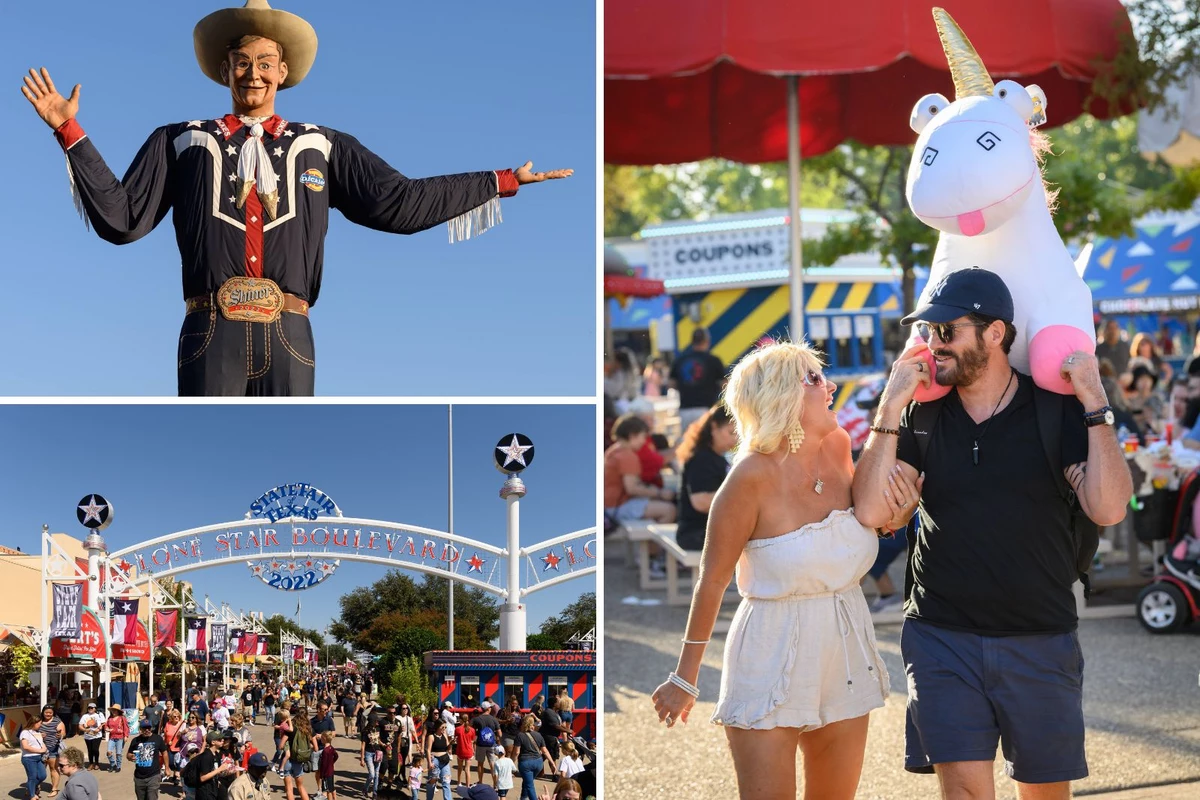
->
xmin=897 ymin=372 xmax=1088 ymax=635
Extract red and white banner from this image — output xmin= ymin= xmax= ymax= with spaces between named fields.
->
xmin=110 ymin=597 xmax=140 ymax=645
xmin=242 ymin=633 xmax=258 ymax=655
xmin=155 ymin=610 xmax=177 ymax=649
xmin=49 ymin=608 xmax=105 ymax=660
xmin=112 ymin=619 xmax=150 ymax=661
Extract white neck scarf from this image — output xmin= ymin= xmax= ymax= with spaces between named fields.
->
xmin=235 ymin=122 xmax=280 ymax=220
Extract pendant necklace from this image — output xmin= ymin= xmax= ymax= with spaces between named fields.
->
xmin=797 ymin=459 xmax=824 ymax=494
xmin=971 ymin=368 xmax=1016 ymax=466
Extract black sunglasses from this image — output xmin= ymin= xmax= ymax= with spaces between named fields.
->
xmin=915 ymin=321 xmax=989 ymax=344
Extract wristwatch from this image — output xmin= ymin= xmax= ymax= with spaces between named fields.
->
xmin=1084 ymin=405 xmax=1115 ymax=428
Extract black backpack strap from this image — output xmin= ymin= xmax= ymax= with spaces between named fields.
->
xmin=1031 ymin=384 xmax=1070 ymax=500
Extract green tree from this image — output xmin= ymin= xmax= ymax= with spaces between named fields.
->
xmin=605 ymin=160 xmax=846 ymax=238
xmin=606 ymin=119 xmax=1200 ymax=314
xmin=524 ymin=633 xmax=559 ymax=651
xmin=535 ymin=593 xmax=595 ymax=649
xmin=377 ymin=655 xmax=436 ymax=714
xmin=332 ymin=571 xmax=500 ymax=654
xmin=1091 ymin=0 xmax=1200 ymax=116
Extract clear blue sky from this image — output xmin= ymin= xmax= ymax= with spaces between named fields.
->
xmin=0 ymin=403 xmax=596 ymax=642
xmin=0 ymin=0 xmax=596 ymax=396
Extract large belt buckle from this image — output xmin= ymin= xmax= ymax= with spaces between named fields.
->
xmin=216 ymin=277 xmax=285 ymax=323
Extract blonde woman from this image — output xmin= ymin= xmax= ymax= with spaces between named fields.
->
xmin=651 ymin=340 xmax=921 ymax=800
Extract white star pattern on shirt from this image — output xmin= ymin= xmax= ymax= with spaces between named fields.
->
xmin=497 ymin=435 xmax=533 ymax=468
xmin=229 ymin=196 xmax=237 ymax=204
xmin=187 ymin=120 xmax=203 ymax=128
xmin=226 ymin=144 xmax=237 ymax=156
xmin=283 ymin=129 xmax=294 ymax=137
xmin=227 ymin=174 xmax=237 ymax=183
xmin=302 ymin=123 xmax=319 ymax=131
xmin=78 ymin=496 xmax=105 ymax=524
xmin=273 ymin=146 xmax=283 ymax=158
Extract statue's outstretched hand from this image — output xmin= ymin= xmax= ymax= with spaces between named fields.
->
xmin=21 ymin=67 xmax=79 ymax=131
xmin=515 ymin=160 xmax=573 ymax=185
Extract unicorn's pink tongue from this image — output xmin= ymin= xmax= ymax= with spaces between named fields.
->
xmin=957 ymin=210 xmax=985 ymax=236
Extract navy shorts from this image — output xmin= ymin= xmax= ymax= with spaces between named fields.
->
xmin=901 ymin=618 xmax=1088 ymax=784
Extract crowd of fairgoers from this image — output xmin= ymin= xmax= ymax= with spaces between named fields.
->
xmin=17 ymin=670 xmax=595 ymax=800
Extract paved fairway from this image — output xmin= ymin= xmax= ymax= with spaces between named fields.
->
xmin=603 ymin=550 xmax=1200 ymax=799
xmin=0 ymin=717 xmax=562 ymax=799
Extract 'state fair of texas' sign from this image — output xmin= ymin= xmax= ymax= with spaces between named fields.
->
xmin=113 ymin=483 xmax=595 ymax=592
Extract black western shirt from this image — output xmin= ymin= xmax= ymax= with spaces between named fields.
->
xmin=54 ymin=114 xmax=519 ymax=306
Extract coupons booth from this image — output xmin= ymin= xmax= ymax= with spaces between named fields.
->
xmin=424 ymin=649 xmax=596 ymax=740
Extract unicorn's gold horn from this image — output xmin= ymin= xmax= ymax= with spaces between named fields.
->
xmin=932 ymin=7 xmax=994 ymax=99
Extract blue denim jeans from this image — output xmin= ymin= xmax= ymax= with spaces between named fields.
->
xmin=364 ymin=752 xmax=381 ymax=795
xmin=108 ymin=738 xmax=125 ymax=770
xmin=424 ymin=759 xmax=452 ymax=800
xmin=22 ymin=755 xmax=46 ymax=798
xmin=177 ymin=310 xmax=316 ymax=396
xmin=517 ymin=757 xmax=543 ymax=800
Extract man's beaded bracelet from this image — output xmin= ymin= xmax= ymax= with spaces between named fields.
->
xmin=870 ymin=425 xmax=901 ymax=436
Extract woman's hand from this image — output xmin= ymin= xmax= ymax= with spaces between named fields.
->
xmin=650 ymin=680 xmax=695 ymax=729
xmin=882 ymin=464 xmax=924 ymax=532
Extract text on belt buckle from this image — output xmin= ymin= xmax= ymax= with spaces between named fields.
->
xmin=216 ymin=277 xmax=285 ymax=323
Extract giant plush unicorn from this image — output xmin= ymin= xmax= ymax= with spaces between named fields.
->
xmin=904 ymin=7 xmax=1095 ymax=401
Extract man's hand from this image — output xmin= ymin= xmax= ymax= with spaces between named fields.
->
xmin=1060 ymin=351 xmax=1107 ymax=410
xmin=515 ymin=160 xmax=573 ymax=185
xmin=20 ymin=67 xmax=80 ymax=130
xmin=878 ymin=343 xmax=933 ymax=415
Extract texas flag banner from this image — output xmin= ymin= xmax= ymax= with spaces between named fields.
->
xmin=256 ymin=637 xmax=269 ymax=657
xmin=154 ymin=609 xmax=177 ymax=649
xmin=229 ymin=628 xmax=243 ymax=654
xmin=292 ymin=645 xmax=304 ymax=662
xmin=185 ymin=617 xmax=207 ymax=662
xmin=110 ymin=598 xmax=140 ymax=645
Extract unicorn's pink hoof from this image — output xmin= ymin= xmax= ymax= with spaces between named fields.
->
xmin=1029 ymin=325 xmax=1096 ymax=395
xmin=905 ymin=341 xmax=950 ymax=403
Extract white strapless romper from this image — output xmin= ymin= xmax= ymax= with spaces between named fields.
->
xmin=712 ymin=508 xmax=890 ymax=731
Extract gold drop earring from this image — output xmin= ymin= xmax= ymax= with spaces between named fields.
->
xmin=787 ymin=422 xmax=805 ymax=452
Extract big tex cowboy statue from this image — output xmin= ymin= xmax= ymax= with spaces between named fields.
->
xmin=21 ymin=0 xmax=571 ymax=396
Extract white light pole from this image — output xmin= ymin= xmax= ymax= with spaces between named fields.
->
xmin=448 ymin=405 xmax=455 ymax=651
xmin=498 ymin=474 xmax=527 ymax=651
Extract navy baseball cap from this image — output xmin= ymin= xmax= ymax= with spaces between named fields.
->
xmin=139 ymin=719 xmax=153 ymax=728
xmin=456 ymin=786 xmax=501 ymax=800
xmin=248 ymin=753 xmax=270 ymax=769
xmin=901 ymin=267 xmax=1014 ymax=326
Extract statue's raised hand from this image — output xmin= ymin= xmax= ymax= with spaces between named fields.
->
xmin=21 ymin=67 xmax=80 ymax=130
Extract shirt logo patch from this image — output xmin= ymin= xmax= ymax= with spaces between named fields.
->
xmin=301 ymin=169 xmax=326 ymax=192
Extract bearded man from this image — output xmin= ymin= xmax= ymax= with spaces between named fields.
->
xmin=854 ymin=268 xmax=1131 ymax=800
xmin=21 ymin=0 xmax=571 ymax=396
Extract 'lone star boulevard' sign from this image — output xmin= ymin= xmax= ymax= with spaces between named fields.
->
xmin=111 ymin=482 xmax=596 ymax=593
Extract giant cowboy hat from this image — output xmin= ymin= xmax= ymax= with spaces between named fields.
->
xmin=194 ymin=0 xmax=317 ymax=90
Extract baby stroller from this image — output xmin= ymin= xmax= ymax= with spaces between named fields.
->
xmin=1136 ymin=466 xmax=1200 ymax=633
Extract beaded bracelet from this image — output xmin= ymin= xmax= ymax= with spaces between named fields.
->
xmin=668 ymin=672 xmax=700 ymax=698
xmin=870 ymin=425 xmax=901 ymax=436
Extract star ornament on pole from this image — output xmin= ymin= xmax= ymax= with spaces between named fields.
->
xmin=541 ymin=551 xmax=562 ymax=572
xmin=466 ymin=553 xmax=485 ymax=573
xmin=76 ymin=494 xmax=113 ymax=530
xmin=493 ymin=433 xmax=535 ymax=474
